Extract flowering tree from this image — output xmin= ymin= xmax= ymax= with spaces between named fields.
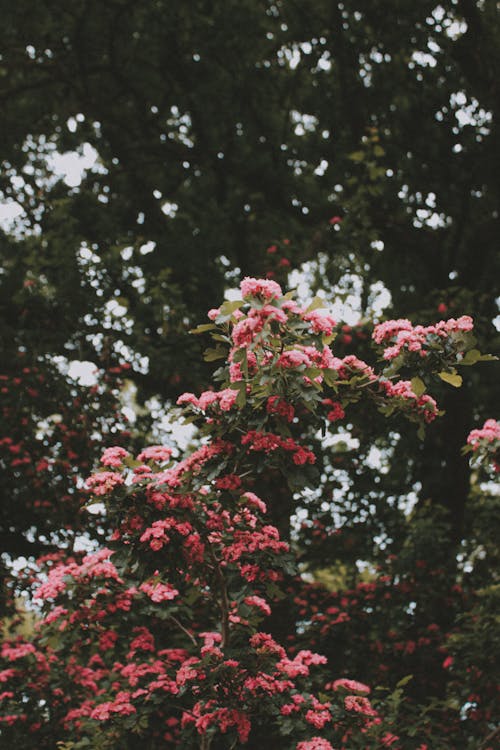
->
xmin=0 ymin=279 xmax=495 ymax=749
xmin=0 ymin=355 xmax=139 ymax=613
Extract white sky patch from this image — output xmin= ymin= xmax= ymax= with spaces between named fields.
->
xmin=314 ymin=159 xmax=329 ymax=176
xmin=369 ymin=281 xmax=392 ymax=318
xmin=47 ymin=143 xmax=105 ymax=187
xmin=105 ymin=299 xmax=128 ymax=318
xmin=139 ymin=240 xmax=156 ymax=255
xmin=0 ymin=200 xmax=24 ymax=233
xmin=289 ymin=265 xmax=366 ymax=325
xmin=161 ymin=201 xmax=178 ymax=218
xmin=366 ymin=446 xmax=386 ymax=473
xmin=67 ymin=360 xmax=99 ymax=386
xmin=279 ymin=45 xmax=301 ymax=70
xmin=225 ymin=265 xmax=392 ymax=324
xmin=157 ymin=412 xmax=197 ymax=452
xmin=411 ymin=50 xmax=437 ymax=68
xmin=72 ymin=535 xmax=99 ymax=553
xmin=450 ymin=92 xmax=492 ymax=132
xmin=445 ymin=19 xmax=467 ymax=39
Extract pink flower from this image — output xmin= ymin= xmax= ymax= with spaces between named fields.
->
xmin=101 ymin=446 xmax=130 ymax=467
xmin=136 ymin=446 xmax=173 ymax=463
xmin=266 ymin=396 xmax=295 ymax=422
xmin=177 ymin=392 xmax=199 ymax=407
xmin=373 ymin=319 xmax=413 ymax=344
xmin=329 ymin=678 xmax=370 ymax=694
xmin=445 ymin=315 xmax=473 ymax=332
xmin=244 ymin=595 xmax=271 ymax=615
xmin=322 ymin=399 xmax=345 ymax=422
xmin=240 ymin=277 xmax=282 ymax=300
xmin=296 ymin=738 xmax=334 ymax=750
xmin=1 ymin=642 xmax=36 ymax=661
xmin=467 ymin=419 xmax=500 ymax=448
xmin=292 ymin=446 xmax=316 ymax=465
xmin=218 ymin=388 xmax=238 ymax=411
xmin=232 ymin=316 xmax=263 ymax=348
xmin=303 ymin=310 xmax=336 ymax=335
xmin=86 ymin=471 xmax=124 ymax=496
xmin=140 ymin=581 xmax=179 ymax=602
xmin=241 ymin=492 xmax=267 ymax=513
xmin=278 ymin=350 xmax=313 ymax=368
xmin=344 ymin=695 xmax=377 ymax=716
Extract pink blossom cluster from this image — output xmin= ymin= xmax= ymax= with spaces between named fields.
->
xmin=244 ymin=595 xmax=271 ymax=616
xmin=139 ymin=580 xmax=179 ymax=602
xmin=139 ymin=517 xmax=193 ymax=551
xmin=328 ymin=678 xmax=370 ymax=694
xmin=380 ymin=380 xmax=438 ymax=423
xmin=146 ymin=439 xmax=233 ymax=490
xmin=241 ymin=430 xmax=316 ymax=465
xmin=322 ymin=399 xmax=345 ymax=422
xmin=240 ymin=276 xmax=283 ymax=300
xmin=221 ymin=526 xmax=289 ymax=565
xmin=231 ymin=304 xmax=287 ymax=348
xmin=136 ymin=445 xmax=173 ymax=463
xmin=303 ymin=309 xmax=336 ymax=335
xmin=466 ymin=419 xmax=500 ymax=471
xmin=86 ymin=471 xmax=124 ymax=495
xmin=278 ymin=349 xmax=314 ymax=368
xmin=344 ymin=694 xmax=377 ymax=716
xmin=101 ymin=446 xmax=130 ymax=467
xmin=89 ymin=691 xmax=136 ymax=721
xmin=228 ymin=348 xmax=257 ymax=382
xmin=241 ymin=491 xmax=267 ymax=514
xmin=296 ymin=739 xmax=334 ymax=750
xmin=373 ymin=316 xmax=473 ymax=360
xmin=184 ymin=702 xmax=252 ymax=743
xmin=177 ymin=388 xmax=238 ymax=412
xmin=6 ymin=280 xmax=482 ymax=748
xmin=266 ymin=396 xmax=295 ymax=422
xmin=466 ymin=419 xmax=500 ymax=449
xmin=215 ymin=473 xmax=242 ymax=491
xmin=35 ymin=548 xmax=122 ymax=600
xmin=1 ymin=642 xmax=36 ymax=661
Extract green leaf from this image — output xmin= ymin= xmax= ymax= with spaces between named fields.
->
xmin=210 ymin=333 xmax=230 ymax=343
xmin=461 ymin=349 xmax=498 ymax=363
xmin=189 ymin=323 xmax=216 ymax=335
xmin=348 ymin=150 xmax=365 ymax=162
xmin=438 ymin=371 xmax=463 ymax=387
xmin=305 ymin=295 xmax=326 ymax=313
xmin=322 ymin=369 xmax=338 ymax=389
xmin=322 ymin=332 xmax=337 ymax=346
xmin=219 ymin=299 xmax=243 ymax=316
xmin=203 ymin=346 xmax=226 ymax=362
xmin=411 ymin=376 xmax=426 ymax=397
xmin=396 ymin=674 xmax=413 ymax=688
xmin=461 ymin=348 xmax=481 ymax=365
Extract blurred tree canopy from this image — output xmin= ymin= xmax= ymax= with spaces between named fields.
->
xmin=2 ymin=0 xmax=498 ymax=389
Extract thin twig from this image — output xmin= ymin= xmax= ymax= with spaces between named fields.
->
xmin=168 ymin=614 xmax=197 ymax=645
